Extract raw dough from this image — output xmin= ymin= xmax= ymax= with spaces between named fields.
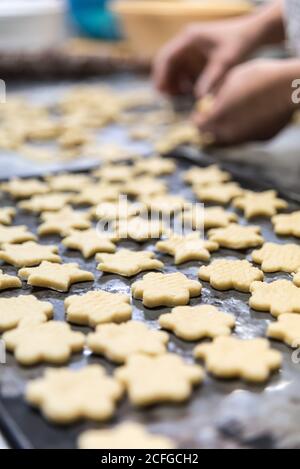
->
xmin=208 ymin=224 xmax=264 ymax=250
xmin=63 ymin=229 xmax=117 ymax=258
xmin=38 ymin=206 xmax=91 ymax=236
xmin=133 ymin=157 xmax=176 ymax=176
xmin=272 ymin=211 xmax=300 ymax=238
xmin=124 ymin=177 xmax=167 ymax=198
xmin=233 ymin=190 xmax=287 ymax=219
xmin=0 ymin=225 xmax=36 ymax=246
xmin=156 ymin=232 xmax=219 ymax=264
xmin=46 ymin=173 xmax=91 ymax=192
xmin=74 ymin=184 xmax=121 ymax=206
xmin=181 ymin=206 xmax=238 ymax=230
xmin=252 ymin=242 xmax=300 ymax=273
xmin=0 ymin=207 xmax=16 ymax=225
xmin=96 ymin=249 xmax=164 ymax=277
xmin=0 ymin=241 xmax=61 ymax=267
xmin=194 ymin=183 xmax=243 ymax=205
xmin=140 ymin=194 xmax=187 ymax=215
xmin=0 ymin=270 xmax=22 ymax=293
xmin=19 ymin=193 xmax=73 ymax=213
xmin=115 ymin=217 xmax=165 ymax=242
xmin=1 ymin=178 xmax=49 ymax=199
xmin=0 ymin=295 xmax=53 ymax=332
xmin=267 ymin=314 xmax=300 ymax=347
xmin=250 ymin=280 xmax=300 ymax=317
xmin=183 ymin=165 xmax=230 ymax=186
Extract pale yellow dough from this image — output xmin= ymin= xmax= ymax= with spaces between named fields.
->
xmin=38 ymin=206 xmax=91 ymax=236
xmin=194 ymin=183 xmax=243 ymax=205
xmin=272 ymin=211 xmax=300 ymax=238
xmin=73 ymin=183 xmax=121 ymax=206
xmin=88 ymin=321 xmax=169 ymax=363
xmin=115 ymin=217 xmax=165 ymax=242
xmin=65 ymin=290 xmax=132 ymax=327
xmin=0 ymin=270 xmax=22 ymax=293
xmin=0 ymin=242 xmax=61 ymax=267
xmin=25 ymin=365 xmax=124 ymax=424
xmin=159 ymin=305 xmax=235 ymax=341
xmin=133 ymin=157 xmax=176 ymax=177
xmin=132 ymin=272 xmax=202 ymax=308
xmin=156 ymin=232 xmax=219 ymax=264
xmin=19 ymin=193 xmax=73 ymax=213
xmin=252 ymin=242 xmax=300 ymax=273
xmin=250 ymin=280 xmax=300 ymax=318
xmin=233 ymin=190 xmax=287 ymax=219
xmin=78 ymin=422 xmax=175 ymax=449
xmin=96 ymin=249 xmax=164 ymax=277
xmin=3 ymin=321 xmax=85 ymax=365
xmin=1 ymin=178 xmax=49 ymax=199
xmin=194 ymin=337 xmax=282 ymax=383
xmin=0 ymin=207 xmax=16 ymax=225
xmin=63 ymin=229 xmax=117 ymax=258
xmin=115 ymin=353 xmax=204 ymax=406
xmin=140 ymin=194 xmax=187 ymax=215
xmin=124 ymin=177 xmax=167 ymax=198
xmin=183 ymin=165 xmax=230 ymax=186
xmin=208 ymin=224 xmax=264 ymax=250
xmin=91 ymin=200 xmax=140 ymax=221
xmin=199 ymin=259 xmax=264 ymax=293
xmin=93 ymin=165 xmax=134 ymax=182
xmin=19 ymin=261 xmax=94 ymax=292
xmin=181 ymin=206 xmax=238 ymax=230
xmin=0 ymin=295 xmax=53 ymax=332
xmin=45 ymin=173 xmax=91 ymax=192
xmin=267 ymin=314 xmax=300 ymax=347
xmin=0 ymin=225 xmax=36 ymax=246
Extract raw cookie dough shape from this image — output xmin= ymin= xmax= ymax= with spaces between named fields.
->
xmin=250 ymin=280 xmax=300 ymax=317
xmin=124 ymin=177 xmax=167 ymax=198
xmin=65 ymin=290 xmax=132 ymax=327
xmin=0 ymin=270 xmax=22 ymax=293
xmin=63 ymin=229 xmax=117 ymax=259
xmin=1 ymin=178 xmax=49 ymax=199
xmin=19 ymin=193 xmax=73 ymax=213
xmin=87 ymin=321 xmax=169 ymax=363
xmin=267 ymin=314 xmax=300 ymax=347
xmin=3 ymin=321 xmax=85 ymax=365
xmin=159 ymin=305 xmax=235 ymax=341
xmin=46 ymin=173 xmax=91 ymax=192
xmin=0 ymin=242 xmax=61 ymax=267
xmin=132 ymin=272 xmax=202 ymax=308
xmin=233 ymin=190 xmax=287 ymax=219
xmin=193 ymin=183 xmax=243 ymax=205
xmin=115 ymin=353 xmax=204 ymax=406
xmin=0 ymin=295 xmax=53 ymax=332
xmin=183 ymin=165 xmax=230 ymax=186
xmin=93 ymin=165 xmax=134 ymax=183
xmin=252 ymin=242 xmax=300 ymax=273
xmin=140 ymin=194 xmax=187 ymax=215
xmin=208 ymin=224 xmax=264 ymax=250
xmin=73 ymin=183 xmax=122 ymax=206
xmin=25 ymin=365 xmax=124 ymax=424
xmin=272 ymin=211 xmax=300 ymax=238
xmin=156 ymin=233 xmax=219 ymax=265
xmin=0 ymin=225 xmax=36 ymax=246
xmin=199 ymin=259 xmax=264 ymax=293
xmin=115 ymin=217 xmax=165 ymax=242
xmin=19 ymin=261 xmax=95 ymax=292
xmin=92 ymin=200 xmax=140 ymax=221
xmin=133 ymin=157 xmax=176 ymax=177
xmin=78 ymin=422 xmax=175 ymax=449
xmin=181 ymin=206 xmax=238 ymax=230
xmin=38 ymin=206 xmax=91 ymax=236
xmin=0 ymin=208 xmax=16 ymax=225
xmin=96 ymin=249 xmax=164 ymax=277
xmin=293 ymin=270 xmax=300 ymax=287
xmin=194 ymin=337 xmax=282 ymax=383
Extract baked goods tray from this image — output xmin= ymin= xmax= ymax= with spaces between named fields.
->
xmin=1 ymin=153 xmax=300 ymax=450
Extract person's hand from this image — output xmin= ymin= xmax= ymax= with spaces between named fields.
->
xmin=193 ymin=59 xmax=299 ymax=145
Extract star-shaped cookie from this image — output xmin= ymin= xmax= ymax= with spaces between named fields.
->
xmin=38 ymin=206 xmax=91 ymax=236
xmin=0 ymin=295 xmax=53 ymax=332
xmin=115 ymin=353 xmax=204 ymax=406
xmin=194 ymin=337 xmax=282 ymax=383
xmin=139 ymin=194 xmax=187 ymax=215
xmin=124 ymin=177 xmax=167 ymax=198
xmin=249 ymin=280 xmax=300 ymax=318
xmin=65 ymin=290 xmax=132 ymax=327
xmin=3 ymin=321 xmax=85 ymax=365
xmin=156 ymin=233 xmax=219 ymax=264
xmin=208 ymin=224 xmax=264 ymax=250
xmin=267 ymin=314 xmax=300 ymax=348
xmin=293 ymin=270 xmax=300 ymax=287
xmin=1 ymin=178 xmax=49 ymax=199
xmin=19 ymin=193 xmax=73 ymax=213
xmin=272 ymin=211 xmax=300 ymax=238
xmin=132 ymin=272 xmax=202 ymax=308
xmin=159 ymin=305 xmax=235 ymax=341
xmin=233 ymin=190 xmax=287 ymax=219
xmin=183 ymin=165 xmax=230 ymax=186
xmin=92 ymin=200 xmax=140 ymax=221
xmin=88 ymin=321 xmax=169 ymax=363
xmin=73 ymin=184 xmax=121 ymax=206
xmin=93 ymin=165 xmax=134 ymax=182
xmin=194 ymin=183 xmax=243 ymax=205
xmin=96 ymin=249 xmax=164 ymax=277
xmin=0 ymin=207 xmax=16 ymax=225
xmin=181 ymin=206 xmax=238 ymax=230
xmin=133 ymin=157 xmax=176 ymax=176
xmin=63 ymin=229 xmax=117 ymax=258
xmin=0 ymin=242 xmax=61 ymax=267
xmin=252 ymin=242 xmax=300 ymax=273
xmin=19 ymin=261 xmax=95 ymax=292
xmin=0 ymin=270 xmax=22 ymax=292
xmin=46 ymin=173 xmax=91 ymax=192
xmin=199 ymin=259 xmax=264 ymax=293
xmin=25 ymin=365 xmax=124 ymax=423
xmin=78 ymin=422 xmax=175 ymax=450
xmin=115 ymin=217 xmax=165 ymax=242
xmin=0 ymin=225 xmax=36 ymax=246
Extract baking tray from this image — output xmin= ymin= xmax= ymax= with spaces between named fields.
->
xmin=1 ymin=76 xmax=300 ymax=449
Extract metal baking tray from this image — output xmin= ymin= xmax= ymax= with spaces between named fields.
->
xmin=1 ymin=76 xmax=300 ymax=449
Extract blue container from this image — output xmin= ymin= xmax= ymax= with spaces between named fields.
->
xmin=69 ymin=0 xmax=121 ymax=40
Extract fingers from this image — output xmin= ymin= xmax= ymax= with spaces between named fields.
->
xmin=194 ymin=58 xmax=229 ymax=98
xmin=153 ymin=36 xmax=187 ymax=95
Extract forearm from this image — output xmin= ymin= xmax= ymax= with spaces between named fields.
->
xmin=245 ymin=0 xmax=285 ymax=49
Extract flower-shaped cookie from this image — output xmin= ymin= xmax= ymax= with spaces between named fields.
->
xmin=267 ymin=314 xmax=300 ymax=347
xmin=208 ymin=224 xmax=264 ymax=250
xmin=115 ymin=217 xmax=165 ymax=242
xmin=3 ymin=321 xmax=85 ymax=365
xmin=194 ymin=183 xmax=243 ymax=205
xmin=115 ymin=354 xmax=204 ymax=405
xmin=194 ymin=337 xmax=282 ymax=383
xmin=159 ymin=305 xmax=235 ymax=341
xmin=1 ymin=178 xmax=49 ymax=199
xmin=63 ymin=229 xmax=117 ymax=258
xmin=199 ymin=259 xmax=264 ymax=293
xmin=46 ymin=173 xmax=91 ymax=192
xmin=133 ymin=157 xmax=176 ymax=176
xmin=124 ymin=177 xmax=167 ymax=198
xmin=0 ymin=295 xmax=53 ymax=332
xmin=0 ymin=242 xmax=61 ymax=267
xmin=0 ymin=207 xmax=16 ymax=225
xmin=0 ymin=270 xmax=22 ymax=293
xmin=156 ymin=233 xmax=218 ymax=265
xmin=233 ymin=190 xmax=287 ymax=219
xmin=78 ymin=422 xmax=175 ymax=449
xmin=252 ymin=242 xmax=300 ymax=273
xmin=88 ymin=321 xmax=169 ymax=363
xmin=0 ymin=225 xmax=36 ymax=246
xmin=26 ymin=365 xmax=124 ymax=423
xmin=250 ymin=280 xmax=300 ymax=317
xmin=181 ymin=206 xmax=238 ymax=230
xmin=132 ymin=272 xmax=202 ymax=308
xmin=65 ymin=290 xmax=132 ymax=327
xmin=19 ymin=193 xmax=73 ymax=213
xmin=38 ymin=206 xmax=91 ymax=236
xmin=19 ymin=261 xmax=94 ymax=292
xmin=96 ymin=249 xmax=164 ymax=277
xmin=183 ymin=165 xmax=230 ymax=186
xmin=272 ymin=211 xmax=300 ymax=238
